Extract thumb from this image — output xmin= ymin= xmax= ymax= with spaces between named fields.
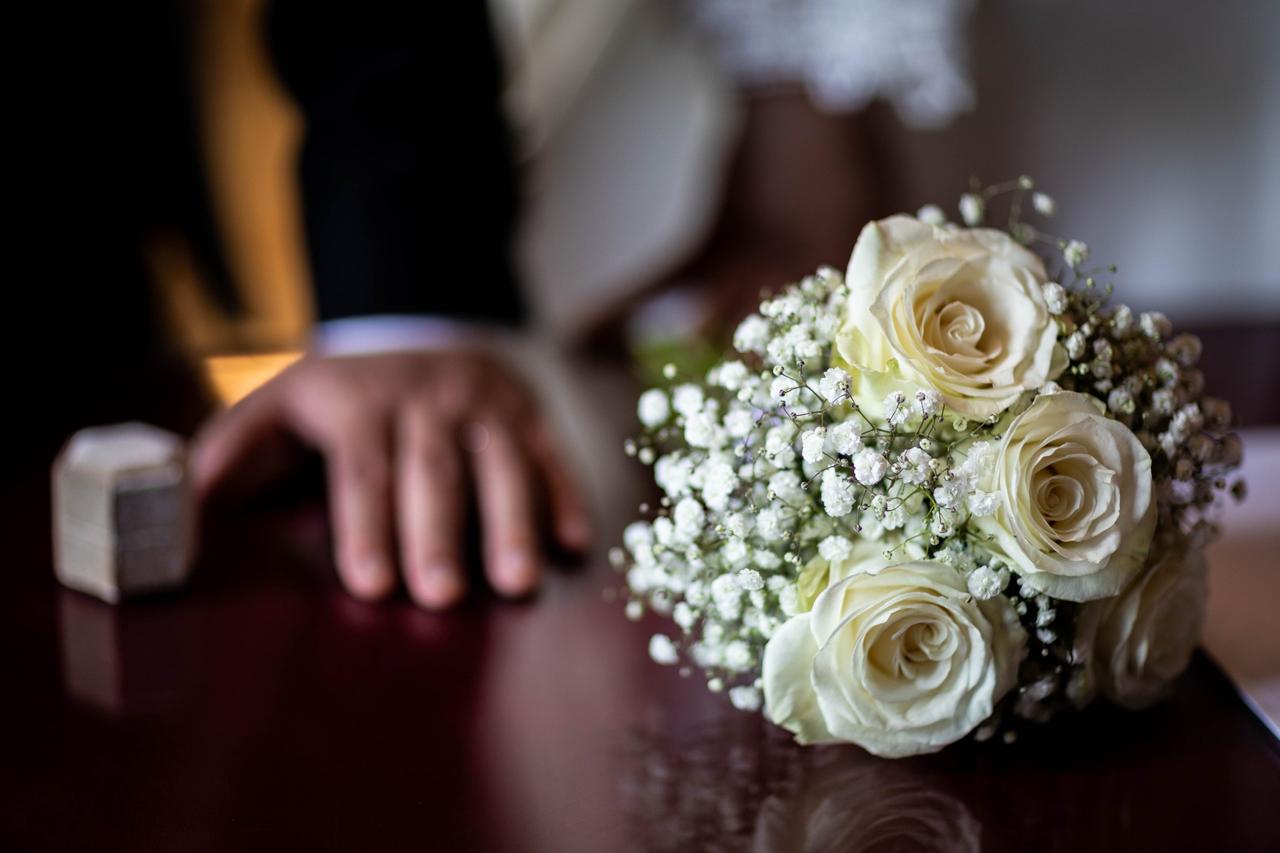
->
xmin=191 ymin=385 xmax=289 ymax=502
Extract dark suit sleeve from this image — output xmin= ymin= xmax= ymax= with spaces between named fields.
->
xmin=266 ymin=2 xmax=526 ymax=324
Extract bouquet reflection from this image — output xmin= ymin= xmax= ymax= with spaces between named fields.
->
xmin=750 ymin=751 xmax=980 ymax=853
xmin=622 ymin=722 xmax=980 ymax=853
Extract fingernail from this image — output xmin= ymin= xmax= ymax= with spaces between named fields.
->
xmin=496 ymin=549 xmax=537 ymax=595
xmin=418 ymin=564 xmax=463 ymax=608
xmin=359 ymin=555 xmax=389 ymax=583
xmin=344 ymin=555 xmax=392 ymax=600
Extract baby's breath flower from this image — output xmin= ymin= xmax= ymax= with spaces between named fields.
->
xmin=959 ymin=193 xmax=984 ymax=226
xmin=721 ymin=537 xmax=750 ymax=568
xmin=768 ymin=470 xmax=804 ymax=504
xmin=800 ymin=427 xmax=827 ymax=465
xmin=899 ymin=447 xmax=932 ymax=486
xmin=1032 ymin=191 xmax=1056 ymax=216
xmin=820 ymin=468 xmax=857 ymax=517
xmin=1063 ymin=239 xmax=1089 ymax=268
xmin=756 ymin=507 xmax=788 ymax=541
xmin=826 ymin=422 xmax=863 ymax=456
xmin=1139 ymin=311 xmax=1171 ymax=340
xmin=770 ymin=376 xmax=800 ymax=406
xmin=966 ymin=490 xmax=999 ymax=517
xmin=853 ymin=448 xmax=889 ymax=486
xmin=672 ymin=384 xmax=705 ymax=418
xmin=649 ymin=634 xmax=679 ymax=665
xmin=724 ymin=407 xmax=755 ymax=438
xmin=917 ymin=203 xmax=946 ymax=225
xmin=1107 ymin=387 xmax=1135 ymax=415
xmin=966 ymin=563 xmax=1009 ymax=600
xmin=818 ymin=535 xmax=853 ymax=563
xmin=654 ymin=454 xmax=694 ymax=496
xmin=1065 ymin=330 xmax=1088 ymax=361
xmin=724 ymin=640 xmax=752 ymax=671
xmin=637 ymin=389 xmax=670 ymax=427
xmin=883 ymin=391 xmax=909 ymax=426
xmin=1042 ymin=282 xmax=1067 ymax=315
xmin=915 ymin=388 xmax=943 ymax=418
xmin=733 ymin=314 xmax=770 ymax=354
xmin=714 ymin=360 xmax=751 ymax=391
xmin=818 ymin=367 xmax=851 ymax=402
xmin=1111 ymin=304 xmax=1133 ymax=335
xmin=728 ymin=684 xmax=762 ymax=711
xmin=683 ymin=411 xmax=719 ymax=448
xmin=702 ymin=461 xmax=737 ymax=511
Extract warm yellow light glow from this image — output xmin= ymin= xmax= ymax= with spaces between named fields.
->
xmin=203 ymin=351 xmax=302 ymax=406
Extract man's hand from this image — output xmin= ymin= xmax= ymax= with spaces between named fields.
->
xmin=192 ymin=351 xmax=590 ymax=609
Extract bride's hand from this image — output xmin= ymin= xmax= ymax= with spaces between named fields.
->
xmin=191 ymin=351 xmax=590 ymax=609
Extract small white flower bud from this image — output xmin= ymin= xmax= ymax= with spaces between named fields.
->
xmin=671 ymin=384 xmax=705 ymax=418
xmin=637 ymin=389 xmax=670 ymax=427
xmin=817 ymin=367 xmax=851 ymax=402
xmin=1042 ymin=282 xmax=1067 ymax=314
xmin=820 ymin=468 xmax=857 ymax=516
xmin=733 ymin=314 xmax=771 ymax=354
xmin=648 ymin=634 xmax=679 ymax=665
xmin=1065 ymin=331 xmax=1088 ymax=360
xmin=1139 ymin=311 xmax=1171 ymax=340
xmin=853 ymin=448 xmax=889 ymax=486
xmin=959 ymin=193 xmax=984 ymax=226
xmin=917 ymin=204 xmax=946 ymax=226
xmin=825 ymin=422 xmax=863 ymax=456
xmin=914 ymin=388 xmax=942 ymax=418
xmin=800 ymin=427 xmax=827 ymax=465
xmin=818 ymin=535 xmax=853 ymax=563
xmin=966 ymin=564 xmax=1009 ymax=600
xmin=728 ymin=685 xmax=762 ymax=712
xmin=1063 ymin=240 xmax=1089 ymax=268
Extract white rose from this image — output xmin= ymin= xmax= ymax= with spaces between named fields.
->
xmin=762 ymin=560 xmax=1025 ymax=757
xmin=1074 ymin=544 xmax=1208 ymax=710
xmin=836 ymin=215 xmax=1064 ymax=419
xmin=975 ymin=391 xmax=1156 ymax=602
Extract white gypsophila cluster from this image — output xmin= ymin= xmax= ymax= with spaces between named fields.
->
xmin=619 ymin=177 xmax=1246 ymax=748
xmin=622 ymin=267 xmax=1021 ymax=704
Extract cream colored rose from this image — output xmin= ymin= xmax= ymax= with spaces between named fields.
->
xmin=1074 ymin=544 xmax=1208 ymax=710
xmin=976 ymin=391 xmax=1156 ymax=602
xmin=762 ymin=560 xmax=1024 ymax=757
xmin=836 ymin=215 xmax=1064 ymax=419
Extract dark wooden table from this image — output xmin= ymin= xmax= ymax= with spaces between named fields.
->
xmin=3 ymin=355 xmax=1279 ymax=853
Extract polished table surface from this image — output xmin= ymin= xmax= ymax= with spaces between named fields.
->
xmin=3 ymin=355 xmax=1279 ymax=852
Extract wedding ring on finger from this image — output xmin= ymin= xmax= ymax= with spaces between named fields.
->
xmin=461 ymin=421 xmax=491 ymax=454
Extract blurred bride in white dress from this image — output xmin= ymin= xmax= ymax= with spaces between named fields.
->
xmin=493 ymin=0 xmax=1280 ymax=340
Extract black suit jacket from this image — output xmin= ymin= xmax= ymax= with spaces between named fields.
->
xmin=267 ymin=1 xmax=527 ymax=325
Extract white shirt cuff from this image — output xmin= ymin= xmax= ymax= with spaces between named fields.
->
xmin=311 ymin=314 xmax=512 ymax=356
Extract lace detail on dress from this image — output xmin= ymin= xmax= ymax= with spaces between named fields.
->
xmin=690 ymin=0 xmax=974 ymax=128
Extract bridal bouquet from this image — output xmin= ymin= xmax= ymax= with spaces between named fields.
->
xmin=616 ymin=178 xmax=1245 ymax=757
